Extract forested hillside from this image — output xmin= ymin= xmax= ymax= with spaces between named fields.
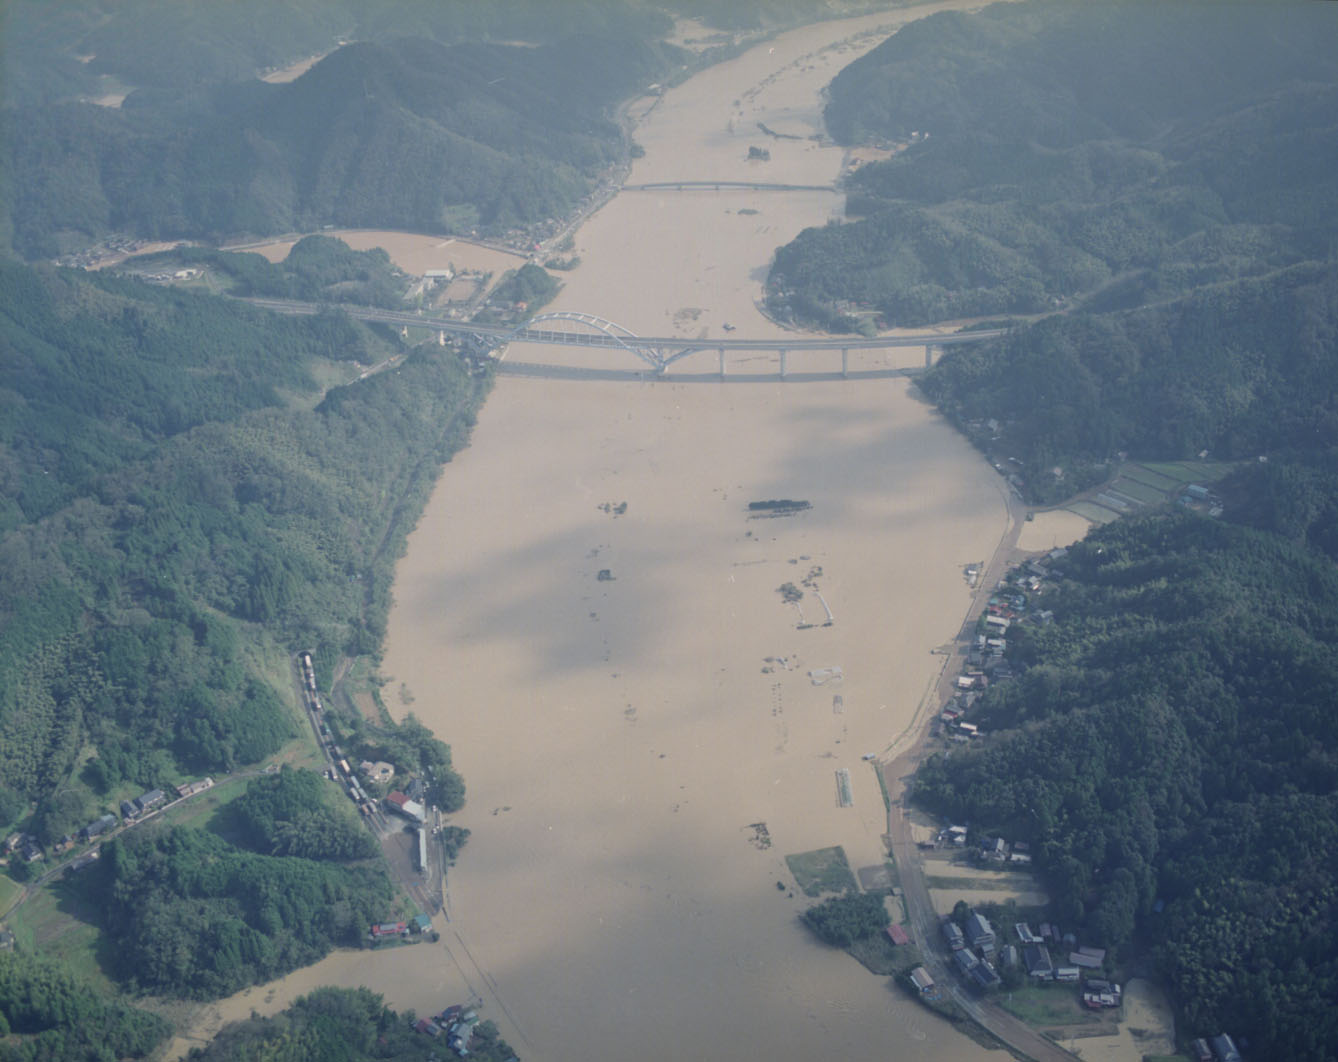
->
xmin=0 ymin=951 xmax=169 ymax=1061
xmin=765 ymin=0 xmax=1338 ymax=502
xmin=1 ymin=0 xmax=674 ymax=106
xmin=91 ymin=824 xmax=393 ymax=998
xmin=918 ymin=262 xmax=1338 ymax=502
xmin=768 ymin=1 xmax=1338 ymax=329
xmin=3 ymin=32 xmax=680 ymax=258
xmin=911 ymin=508 xmax=1338 ymax=1059
xmin=0 ymin=258 xmax=483 ymax=850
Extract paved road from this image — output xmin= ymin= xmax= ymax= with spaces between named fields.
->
xmin=880 ymin=491 xmax=1080 ymax=1062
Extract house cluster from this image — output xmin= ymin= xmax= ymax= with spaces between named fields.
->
xmin=2 ymin=776 xmax=215 ymax=875
xmin=940 ymin=553 xmax=1063 ymax=744
xmin=414 ymin=1004 xmax=507 ymax=1059
xmin=1 ymin=832 xmax=43 ymax=866
xmin=932 ymin=826 xmax=1031 ymax=867
xmin=941 ymin=909 xmax=1002 ymax=989
xmin=944 ymin=911 xmax=1122 ymax=1002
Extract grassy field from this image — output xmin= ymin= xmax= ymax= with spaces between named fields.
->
xmin=166 ymin=773 xmax=256 ymax=833
xmin=1067 ymin=501 xmax=1121 ymax=523
xmin=998 ymin=984 xmax=1101 ymax=1028
xmin=6 ymin=882 xmax=114 ymax=992
xmin=1108 ymin=477 xmax=1168 ymax=505
xmin=0 ymin=873 xmax=23 ymax=915
xmin=785 ymin=845 xmax=857 ymax=897
xmin=1139 ymin=460 xmax=1235 ymax=483
xmin=1119 ymin=465 xmax=1183 ymax=491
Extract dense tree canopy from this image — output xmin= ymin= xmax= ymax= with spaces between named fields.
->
xmin=802 ymin=892 xmax=889 ymax=948
xmin=230 ymin=767 xmax=379 ymax=862
xmin=917 ymin=262 xmax=1338 ymax=502
xmin=3 ymin=33 xmax=682 ymax=258
xmin=0 ymin=259 xmax=482 ymax=854
xmin=912 ymin=510 xmax=1338 ymax=1058
xmin=2 ymin=0 xmax=675 ymax=106
xmin=0 ymin=951 xmax=170 ymax=1061
xmin=768 ymin=1 xmax=1338 ymax=331
xmin=89 ymin=825 xmax=393 ymax=999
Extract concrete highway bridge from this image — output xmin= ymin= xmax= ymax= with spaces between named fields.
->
xmin=622 ymin=180 xmax=838 ymax=193
xmin=244 ymin=298 xmax=1006 ymax=377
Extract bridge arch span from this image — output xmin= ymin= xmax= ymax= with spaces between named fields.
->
xmin=505 ymin=311 xmax=666 ymax=371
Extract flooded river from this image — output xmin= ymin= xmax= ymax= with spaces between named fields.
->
xmin=175 ymin=6 xmax=1012 ymax=1060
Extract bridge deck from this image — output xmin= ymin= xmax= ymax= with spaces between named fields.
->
xmin=242 ymin=297 xmax=1004 ymax=352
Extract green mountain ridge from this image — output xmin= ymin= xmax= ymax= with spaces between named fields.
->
xmin=4 ymin=33 xmax=681 ymax=258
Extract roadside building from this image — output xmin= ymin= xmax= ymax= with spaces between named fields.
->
xmin=385 ymin=791 xmax=425 ymax=823
xmin=886 ymin=923 xmax=910 ymax=946
xmin=135 ymin=789 xmax=166 ymax=814
xmin=65 ymin=849 xmax=101 ymax=875
xmin=953 ymin=947 xmax=980 ymax=976
xmin=909 ymin=966 xmax=939 ymax=999
xmin=1024 ymin=943 xmax=1053 ymax=978
xmin=966 ymin=911 xmax=996 ymax=955
xmin=942 ymin=920 xmax=965 ymax=950
xmin=1070 ymin=946 xmax=1105 ymax=970
xmin=1209 ymin=1033 xmax=1242 ymax=1062
xmin=81 ymin=813 xmax=117 ymax=841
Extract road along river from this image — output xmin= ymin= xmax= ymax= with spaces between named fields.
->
xmin=170 ymin=6 xmax=1011 ymax=1060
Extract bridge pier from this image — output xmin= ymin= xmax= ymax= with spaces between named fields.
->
xmin=719 ymin=348 xmax=727 ymax=379
xmin=841 ymin=347 xmax=849 ymax=378
xmin=779 ymin=349 xmax=787 ymax=379
xmin=925 ymin=343 xmax=940 ymax=369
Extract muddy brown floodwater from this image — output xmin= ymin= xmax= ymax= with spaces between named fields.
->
xmin=172 ymin=6 xmax=1014 ymax=1060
